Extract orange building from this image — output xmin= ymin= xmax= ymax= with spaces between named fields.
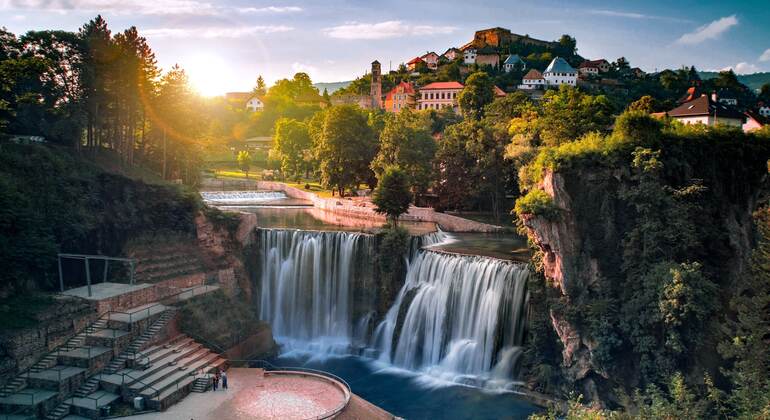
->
xmin=384 ymin=82 xmax=416 ymax=113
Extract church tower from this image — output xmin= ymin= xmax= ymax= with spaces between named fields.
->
xmin=370 ymin=60 xmax=382 ymax=109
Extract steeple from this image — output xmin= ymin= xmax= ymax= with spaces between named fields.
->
xmin=370 ymin=60 xmax=382 ymax=109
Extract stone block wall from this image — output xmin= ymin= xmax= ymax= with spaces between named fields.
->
xmin=0 ymin=296 xmax=97 ymax=385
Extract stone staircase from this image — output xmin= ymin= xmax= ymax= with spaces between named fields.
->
xmin=44 ymin=401 xmax=70 ymax=420
xmin=59 ymin=319 xmax=108 ymax=352
xmin=100 ymin=334 xmax=227 ymax=411
xmin=190 ymin=376 xmax=211 ymax=393
xmin=0 ymin=376 xmax=26 ymax=398
xmin=102 ymin=308 xmax=177 ymax=375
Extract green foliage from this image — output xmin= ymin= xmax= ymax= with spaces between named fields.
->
xmin=0 ymin=144 xmax=199 ymax=295
xmin=377 ymin=225 xmax=410 ymax=276
xmin=311 ymin=105 xmax=377 ymax=196
xmin=371 ymin=110 xmax=436 ymax=194
xmin=272 ymin=118 xmax=312 ymax=181
xmin=236 ymin=150 xmax=251 ymax=177
xmin=202 ymin=206 xmax=241 ymax=237
xmin=458 ymin=71 xmax=495 ymax=119
xmin=718 ymin=207 xmax=770 ymax=418
xmin=372 ymin=167 xmax=412 ymax=224
xmin=177 ymin=289 xmax=262 ymax=350
xmin=514 ymin=190 xmax=559 ymax=219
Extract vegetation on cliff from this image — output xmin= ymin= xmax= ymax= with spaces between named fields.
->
xmin=0 ymin=143 xmax=200 ymax=296
xmin=515 ymin=111 xmax=770 ymax=416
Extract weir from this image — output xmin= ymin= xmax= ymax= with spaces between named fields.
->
xmin=256 ymin=227 xmax=529 ymax=388
xmin=200 ymin=190 xmax=287 ymax=204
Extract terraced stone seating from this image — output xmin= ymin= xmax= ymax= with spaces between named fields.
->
xmin=129 ymin=244 xmax=206 ymax=285
xmin=98 ymin=334 xmax=227 ymax=411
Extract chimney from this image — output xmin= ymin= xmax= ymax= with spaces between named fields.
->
xmin=711 ymin=91 xmax=718 ymax=102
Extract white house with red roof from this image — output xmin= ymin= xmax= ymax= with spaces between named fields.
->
xmin=518 ymin=69 xmax=546 ymax=90
xmin=406 ymin=56 xmax=424 ymax=72
xmin=421 ymin=52 xmax=440 ymax=70
xmin=417 ymin=81 xmax=464 ymax=112
xmin=442 ymin=48 xmax=462 ymax=61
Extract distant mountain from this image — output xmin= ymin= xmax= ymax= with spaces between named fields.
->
xmin=314 ymin=81 xmax=353 ymax=94
xmin=698 ymin=72 xmax=770 ymax=91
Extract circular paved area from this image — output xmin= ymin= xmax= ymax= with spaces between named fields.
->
xmin=126 ymin=368 xmax=350 ymax=420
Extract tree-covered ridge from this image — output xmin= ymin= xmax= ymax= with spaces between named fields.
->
xmin=515 ymin=112 xmax=770 ymax=416
xmin=0 ymin=143 xmax=200 ymax=296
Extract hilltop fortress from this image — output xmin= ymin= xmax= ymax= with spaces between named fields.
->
xmin=462 ymin=27 xmax=559 ymax=50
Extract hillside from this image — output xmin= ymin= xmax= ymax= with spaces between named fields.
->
xmin=314 ymin=80 xmax=353 ymax=94
xmin=699 ymin=71 xmax=770 ymax=91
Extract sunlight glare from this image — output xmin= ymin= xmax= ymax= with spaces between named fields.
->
xmin=184 ymin=54 xmax=232 ymax=97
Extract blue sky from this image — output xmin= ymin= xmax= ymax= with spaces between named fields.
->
xmin=1 ymin=0 xmax=769 ymax=95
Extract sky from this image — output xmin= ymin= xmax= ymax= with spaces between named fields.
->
xmin=1 ymin=0 xmax=769 ymax=96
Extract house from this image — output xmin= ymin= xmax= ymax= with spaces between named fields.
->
xmin=665 ymin=93 xmax=745 ymax=128
xmin=246 ymin=95 xmax=264 ymax=112
xmin=717 ymin=89 xmax=738 ymax=106
xmin=494 ymin=85 xmax=507 ymax=97
xmin=743 ymin=111 xmax=767 ymax=132
xmin=443 ymin=48 xmax=462 ymax=61
xmin=543 ymin=57 xmax=577 ymax=87
xmin=503 ymin=54 xmax=526 ymax=73
xmin=518 ymin=69 xmax=546 ymax=90
xmin=580 ymin=59 xmax=610 ymax=73
xmin=407 ymin=56 xmax=424 ymax=72
xmin=631 ymin=67 xmax=645 ymax=78
xmin=417 ymin=81 xmax=464 ymax=112
xmin=225 ymin=92 xmax=264 ymax=111
xmin=462 ymin=46 xmax=477 ymax=65
xmin=421 ymin=52 xmax=440 ymax=70
xmin=758 ymin=103 xmax=770 ymax=118
xmin=578 ymin=61 xmax=599 ymax=77
xmin=475 ymin=46 xmax=499 ymax=67
xmin=384 ymin=81 xmax=416 ymax=113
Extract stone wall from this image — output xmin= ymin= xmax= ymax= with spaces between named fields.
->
xmin=256 ymin=181 xmax=500 ymax=233
xmin=0 ymin=296 xmax=97 ymax=386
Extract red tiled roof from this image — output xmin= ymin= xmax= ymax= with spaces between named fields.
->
xmin=385 ymin=82 xmax=415 ymax=100
xmin=522 ymin=69 xmax=543 ymax=80
xmin=420 ymin=81 xmax=464 ymax=90
xmin=407 ymin=57 xmax=424 ymax=65
xmin=494 ymin=86 xmax=506 ymax=97
xmin=667 ymin=94 xmax=745 ymax=120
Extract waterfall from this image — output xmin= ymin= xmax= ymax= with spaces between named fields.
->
xmin=257 ymin=227 xmax=529 ymax=388
xmin=258 ymin=229 xmax=375 ymax=353
xmin=373 ymin=250 xmax=529 ymax=387
xmin=201 ymin=190 xmax=287 ymax=204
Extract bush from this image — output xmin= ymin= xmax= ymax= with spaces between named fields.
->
xmin=514 ymin=190 xmax=559 ymax=219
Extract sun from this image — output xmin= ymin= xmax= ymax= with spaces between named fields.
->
xmin=183 ymin=54 xmax=232 ymax=97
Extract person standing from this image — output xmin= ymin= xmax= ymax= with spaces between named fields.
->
xmin=222 ymin=371 xmax=228 ymax=390
xmin=212 ymin=372 xmax=219 ymax=391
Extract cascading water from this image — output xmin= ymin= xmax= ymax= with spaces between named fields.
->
xmin=257 ymin=226 xmax=529 ymax=389
xmin=201 ymin=190 xmax=287 ymax=205
xmin=373 ymin=250 xmax=529 ymax=388
xmin=258 ymin=228 xmax=376 ymax=353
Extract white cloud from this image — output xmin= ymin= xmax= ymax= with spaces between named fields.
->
xmin=760 ymin=48 xmax=770 ymax=62
xmin=292 ymin=62 xmax=318 ymax=76
xmin=143 ymin=25 xmax=293 ymax=39
xmin=0 ymin=0 xmax=299 ymax=16
xmin=237 ymin=6 xmax=302 ymax=13
xmin=588 ymin=9 xmax=689 ymax=22
xmin=722 ymin=62 xmax=760 ymax=74
xmin=324 ymin=21 xmax=457 ymax=40
xmin=675 ymin=15 xmax=738 ymax=45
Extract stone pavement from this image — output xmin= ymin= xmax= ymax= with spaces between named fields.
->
xmin=125 ymin=367 xmax=393 ymax=420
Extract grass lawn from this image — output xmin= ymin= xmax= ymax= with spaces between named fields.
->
xmin=284 ymin=182 xmax=337 ymax=198
xmin=0 ymin=294 xmax=56 ymax=330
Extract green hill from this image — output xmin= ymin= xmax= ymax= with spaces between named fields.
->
xmin=313 ymin=81 xmax=353 ymax=94
xmin=699 ymin=71 xmax=770 ymax=91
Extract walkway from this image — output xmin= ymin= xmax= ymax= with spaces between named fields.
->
xmin=124 ymin=368 xmax=392 ymax=420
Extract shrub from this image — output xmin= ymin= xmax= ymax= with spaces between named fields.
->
xmin=514 ymin=190 xmax=559 ymax=219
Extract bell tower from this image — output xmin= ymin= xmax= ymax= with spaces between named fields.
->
xmin=370 ymin=60 xmax=382 ymax=109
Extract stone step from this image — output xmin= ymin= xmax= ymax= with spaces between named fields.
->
xmin=45 ymin=402 xmax=71 ymax=420
xmin=129 ymin=347 xmax=209 ymax=393
xmin=138 ymin=353 xmax=220 ymax=399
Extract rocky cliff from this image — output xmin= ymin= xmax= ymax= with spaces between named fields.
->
xmin=518 ymin=138 xmax=769 ymax=405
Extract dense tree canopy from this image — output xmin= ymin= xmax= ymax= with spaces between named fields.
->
xmin=371 ymin=110 xmax=436 ymax=193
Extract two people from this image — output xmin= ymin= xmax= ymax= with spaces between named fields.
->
xmin=211 ymin=369 xmax=228 ymax=391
